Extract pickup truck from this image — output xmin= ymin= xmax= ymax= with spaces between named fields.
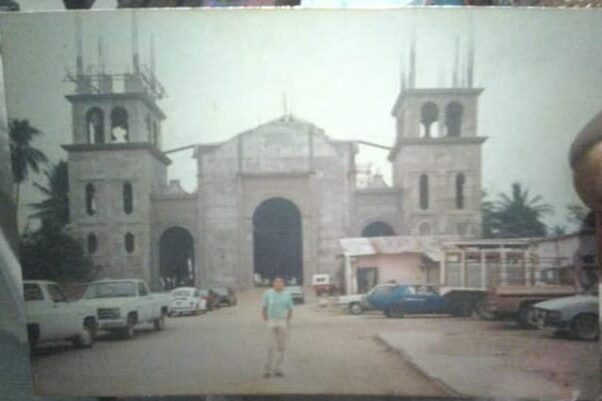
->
xmin=24 ymin=280 xmax=97 ymax=350
xmin=81 ymin=279 xmax=169 ymax=339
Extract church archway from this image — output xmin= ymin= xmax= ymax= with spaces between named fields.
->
xmin=253 ymin=197 xmax=303 ymax=285
xmin=361 ymin=221 xmax=395 ymax=237
xmin=159 ymin=227 xmax=195 ymax=290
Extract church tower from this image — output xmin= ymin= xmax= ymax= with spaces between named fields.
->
xmin=389 ymin=37 xmax=486 ymax=238
xmin=63 ymin=15 xmax=169 ymax=286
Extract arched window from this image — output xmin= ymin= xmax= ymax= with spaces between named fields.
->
xmin=361 ymin=221 xmax=395 ymax=237
xmin=86 ymin=108 xmax=104 ymax=144
xmin=420 ymin=102 xmax=439 ymax=138
xmin=87 ymin=233 xmax=98 ymax=254
xmin=125 ymin=233 xmax=135 ymax=254
xmin=419 ymin=174 xmax=429 ymax=210
xmin=152 ymin=120 xmax=159 ymax=146
xmin=110 ymin=106 xmax=129 ymax=143
xmin=418 ymin=222 xmax=431 ymax=236
xmin=455 ymin=173 xmax=466 ymax=210
xmin=123 ymin=182 xmax=133 ymax=214
xmin=446 ymin=102 xmax=463 ymax=137
xmin=85 ymin=183 xmax=96 ymax=216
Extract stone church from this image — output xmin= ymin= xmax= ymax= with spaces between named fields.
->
xmin=63 ymin=32 xmax=485 ymax=290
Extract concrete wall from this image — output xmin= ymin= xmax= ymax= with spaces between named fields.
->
xmin=67 ymin=146 xmax=168 ymax=287
xmin=393 ymin=141 xmax=483 ymax=237
xmin=353 ymin=189 xmax=403 ymax=235
xmin=195 ymin=117 xmax=353 ymax=288
xmin=350 ymin=253 xmax=438 ymax=293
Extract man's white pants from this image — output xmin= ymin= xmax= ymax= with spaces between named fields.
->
xmin=265 ymin=319 xmax=289 ymax=373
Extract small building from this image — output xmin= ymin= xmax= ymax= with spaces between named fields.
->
xmin=339 ymin=236 xmax=444 ymax=294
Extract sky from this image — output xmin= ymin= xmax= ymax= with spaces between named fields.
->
xmin=1 ymin=8 xmax=601 ymax=231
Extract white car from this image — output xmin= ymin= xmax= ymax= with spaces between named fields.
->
xmin=81 ymin=279 xmax=169 ymax=339
xmin=169 ymin=287 xmax=207 ymax=316
xmin=24 ymin=280 xmax=97 ymax=350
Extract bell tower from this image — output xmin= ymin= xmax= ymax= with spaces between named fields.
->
xmin=389 ymin=36 xmax=486 ymax=238
xmin=62 ymin=14 xmax=169 ymax=286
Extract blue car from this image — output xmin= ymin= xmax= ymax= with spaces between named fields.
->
xmin=366 ymin=283 xmax=463 ymax=318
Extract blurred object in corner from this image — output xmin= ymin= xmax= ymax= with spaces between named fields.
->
xmin=0 ymin=0 xmax=19 ymax=11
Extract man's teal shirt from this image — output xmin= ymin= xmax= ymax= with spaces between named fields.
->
xmin=262 ymin=289 xmax=293 ymax=320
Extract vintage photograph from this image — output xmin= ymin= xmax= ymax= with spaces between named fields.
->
xmin=1 ymin=8 xmax=600 ymax=399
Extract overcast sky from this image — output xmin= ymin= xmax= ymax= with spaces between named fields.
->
xmin=2 ymin=8 xmax=601 ymax=231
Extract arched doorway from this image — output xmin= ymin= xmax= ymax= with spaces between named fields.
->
xmin=253 ymin=197 xmax=303 ymax=285
xmin=361 ymin=221 xmax=395 ymax=237
xmin=159 ymin=227 xmax=195 ymax=290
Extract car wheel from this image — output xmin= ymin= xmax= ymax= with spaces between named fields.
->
xmin=475 ymin=298 xmax=496 ymax=320
xmin=348 ymin=303 xmax=363 ymax=315
xmin=518 ymin=305 xmax=536 ymax=329
xmin=74 ymin=320 xmax=95 ymax=349
xmin=572 ymin=313 xmax=599 ymax=341
xmin=122 ymin=315 xmax=136 ymax=339
xmin=389 ymin=304 xmax=405 ymax=318
xmin=27 ymin=324 xmax=39 ymax=352
xmin=153 ymin=312 xmax=166 ymax=331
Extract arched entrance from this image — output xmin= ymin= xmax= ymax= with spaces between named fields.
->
xmin=253 ymin=197 xmax=303 ymax=284
xmin=159 ymin=227 xmax=195 ymax=290
xmin=361 ymin=221 xmax=395 ymax=237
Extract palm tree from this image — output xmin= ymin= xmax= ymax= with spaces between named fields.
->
xmin=9 ymin=119 xmax=48 ymax=216
xmin=489 ymin=182 xmax=552 ymax=238
xmin=29 ymin=161 xmax=69 ymax=228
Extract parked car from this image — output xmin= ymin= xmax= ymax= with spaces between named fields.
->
xmin=365 ymin=283 xmax=467 ymax=318
xmin=169 ymin=287 xmax=207 ymax=316
xmin=211 ymin=286 xmax=237 ymax=306
xmin=312 ymin=274 xmax=337 ymax=296
xmin=81 ymin=279 xmax=169 ymax=339
xmin=23 ymin=280 xmax=98 ymax=350
xmin=199 ymin=289 xmax=220 ymax=310
xmin=531 ymin=288 xmax=599 ymax=340
xmin=285 ymin=286 xmax=305 ymax=304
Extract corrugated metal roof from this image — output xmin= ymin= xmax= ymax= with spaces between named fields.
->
xmin=339 ymin=236 xmax=444 ymax=261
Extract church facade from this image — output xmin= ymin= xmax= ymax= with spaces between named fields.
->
xmin=63 ymin=37 xmax=485 ymax=290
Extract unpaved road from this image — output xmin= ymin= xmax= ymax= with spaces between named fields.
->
xmin=31 ymin=290 xmax=449 ymax=397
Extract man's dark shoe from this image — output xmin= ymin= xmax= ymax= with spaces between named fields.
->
xmin=263 ymin=372 xmax=271 ymax=379
xmin=274 ymin=370 xmax=285 ymax=377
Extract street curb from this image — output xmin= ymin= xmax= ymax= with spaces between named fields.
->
xmin=374 ymin=334 xmax=462 ymax=398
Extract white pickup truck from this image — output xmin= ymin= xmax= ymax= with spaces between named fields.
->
xmin=81 ymin=279 xmax=169 ymax=339
xmin=24 ymin=280 xmax=97 ymax=350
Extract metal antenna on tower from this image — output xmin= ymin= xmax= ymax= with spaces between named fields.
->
xmin=399 ymin=52 xmax=406 ymax=91
xmin=75 ymin=14 xmax=84 ymax=76
xmin=408 ymin=29 xmax=416 ymax=89
xmin=150 ymin=33 xmax=156 ymax=77
xmin=131 ymin=11 xmax=140 ymax=74
xmin=98 ymin=36 xmax=105 ymax=75
xmin=452 ymin=36 xmax=460 ymax=87
xmin=282 ymin=92 xmax=288 ymax=117
xmin=466 ymin=31 xmax=475 ymax=88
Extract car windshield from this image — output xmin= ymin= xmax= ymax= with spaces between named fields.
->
xmin=370 ymin=285 xmax=394 ymax=296
xmin=212 ymin=288 xmax=228 ymax=295
xmin=83 ymin=282 xmax=137 ymax=299
xmin=285 ymin=286 xmax=301 ymax=292
xmin=172 ymin=289 xmax=193 ymax=298
xmin=198 ymin=290 xmax=209 ymax=296
xmin=23 ymin=283 xmax=44 ymax=301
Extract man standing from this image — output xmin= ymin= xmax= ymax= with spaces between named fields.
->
xmin=262 ymin=277 xmax=293 ymax=378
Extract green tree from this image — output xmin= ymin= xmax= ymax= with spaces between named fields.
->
xmin=29 ymin=161 xmax=69 ymax=228
xmin=19 ymin=223 xmax=97 ymax=283
xmin=483 ymin=182 xmax=552 ymax=238
xmin=9 ymin=119 xmax=48 ymax=217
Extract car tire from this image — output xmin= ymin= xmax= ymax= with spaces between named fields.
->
xmin=73 ymin=320 xmax=96 ymax=349
xmin=475 ymin=298 xmax=496 ymax=320
xmin=348 ymin=303 xmax=363 ymax=315
xmin=518 ymin=305 xmax=536 ymax=329
xmin=572 ymin=313 xmax=599 ymax=341
xmin=27 ymin=324 xmax=39 ymax=352
xmin=153 ymin=312 xmax=166 ymax=331
xmin=122 ymin=315 xmax=136 ymax=339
